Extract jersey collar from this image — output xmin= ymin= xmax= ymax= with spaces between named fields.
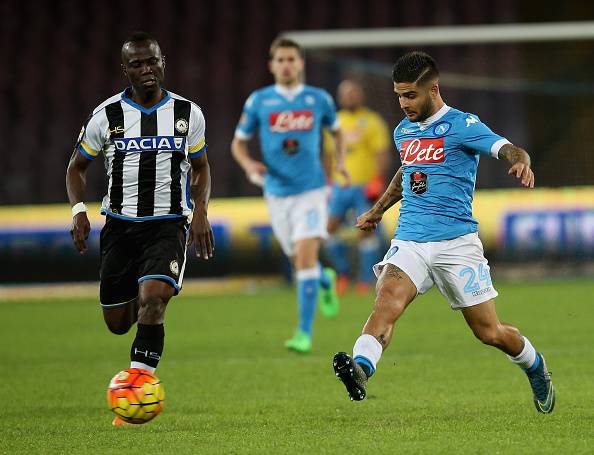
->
xmin=417 ymin=104 xmax=450 ymax=130
xmin=121 ymin=87 xmax=171 ymax=115
xmin=274 ymin=83 xmax=304 ymax=101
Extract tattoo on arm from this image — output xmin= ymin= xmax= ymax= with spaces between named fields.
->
xmin=498 ymin=144 xmax=531 ymax=166
xmin=375 ymin=167 xmax=403 ymax=213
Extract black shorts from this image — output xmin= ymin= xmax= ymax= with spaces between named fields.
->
xmin=99 ymin=216 xmax=189 ymax=308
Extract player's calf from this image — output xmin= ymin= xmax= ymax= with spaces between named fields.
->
xmin=137 ymin=294 xmax=168 ymax=325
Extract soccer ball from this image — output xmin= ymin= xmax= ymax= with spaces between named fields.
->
xmin=107 ymin=368 xmax=165 ymax=424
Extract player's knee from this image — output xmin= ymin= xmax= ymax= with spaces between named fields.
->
xmin=105 ymin=320 xmax=132 ymax=335
xmin=138 ymin=294 xmax=168 ymax=320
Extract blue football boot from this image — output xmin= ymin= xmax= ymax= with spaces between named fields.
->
xmin=525 ymin=353 xmax=555 ymax=414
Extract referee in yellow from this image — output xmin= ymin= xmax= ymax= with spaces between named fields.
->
xmin=324 ymin=79 xmax=390 ymax=294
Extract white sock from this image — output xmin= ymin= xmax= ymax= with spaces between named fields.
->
xmin=353 ymin=334 xmax=383 ymax=371
xmin=130 ymin=361 xmax=156 ymax=373
xmin=507 ymin=336 xmax=537 ymax=370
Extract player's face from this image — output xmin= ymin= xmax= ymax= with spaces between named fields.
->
xmin=394 ymin=81 xmax=437 ymax=122
xmin=338 ymin=81 xmax=364 ymax=110
xmin=269 ymin=47 xmax=304 ymax=86
xmin=121 ymin=41 xmax=165 ymax=93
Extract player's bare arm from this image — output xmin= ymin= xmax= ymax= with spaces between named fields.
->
xmin=498 ymin=143 xmax=535 ymax=188
xmin=231 ymin=137 xmax=267 ymax=186
xmin=66 ymin=150 xmax=92 ymax=254
xmin=331 ymin=128 xmax=351 ymax=186
xmin=188 ymin=153 xmax=214 ymax=259
xmin=356 ymin=167 xmax=403 ymax=231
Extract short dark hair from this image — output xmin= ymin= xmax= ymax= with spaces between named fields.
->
xmin=269 ymin=37 xmax=303 ymax=59
xmin=392 ymin=51 xmax=439 ymax=85
xmin=123 ymin=31 xmax=158 ymax=48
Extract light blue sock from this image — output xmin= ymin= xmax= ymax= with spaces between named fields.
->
xmin=325 ymin=236 xmax=349 ymax=276
xmin=296 ymin=267 xmax=321 ymax=336
xmin=319 ymin=263 xmax=331 ymax=290
xmin=358 ymin=236 xmax=381 ymax=284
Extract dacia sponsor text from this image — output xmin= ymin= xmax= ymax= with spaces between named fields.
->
xmin=113 ymin=136 xmax=187 ymax=152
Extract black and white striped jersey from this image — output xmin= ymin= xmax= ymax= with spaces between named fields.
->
xmin=76 ymin=88 xmax=207 ymax=220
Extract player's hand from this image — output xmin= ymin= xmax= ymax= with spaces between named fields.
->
xmin=188 ymin=209 xmax=215 ymax=260
xmin=356 ymin=208 xmax=383 ymax=231
xmin=244 ymin=161 xmax=267 ymax=188
xmin=70 ymin=212 xmax=90 ymax=254
xmin=508 ymin=162 xmax=535 ymax=188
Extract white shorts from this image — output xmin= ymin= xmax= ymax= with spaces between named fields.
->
xmin=373 ymin=232 xmax=498 ymax=310
xmin=265 ymin=187 xmax=329 ymax=256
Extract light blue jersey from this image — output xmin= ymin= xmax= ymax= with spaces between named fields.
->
xmin=235 ymin=84 xmax=339 ymax=196
xmin=393 ymin=104 xmax=509 ymax=242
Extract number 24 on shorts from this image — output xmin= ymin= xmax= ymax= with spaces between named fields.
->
xmin=459 ymin=263 xmax=492 ymax=294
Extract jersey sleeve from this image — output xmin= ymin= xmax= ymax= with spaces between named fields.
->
xmin=234 ymin=92 xmax=259 ymax=140
xmin=76 ymin=113 xmax=104 ymax=161
xmin=188 ymin=104 xmax=207 ymax=159
xmin=458 ymin=114 xmax=510 ymax=159
xmin=320 ymin=90 xmax=340 ymax=131
xmin=322 ymin=129 xmax=335 ymax=155
xmin=369 ymin=114 xmax=390 ymax=155
xmin=392 ymin=120 xmax=405 ymax=158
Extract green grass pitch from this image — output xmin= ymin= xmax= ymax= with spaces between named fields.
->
xmin=1 ymin=279 xmax=593 ymax=454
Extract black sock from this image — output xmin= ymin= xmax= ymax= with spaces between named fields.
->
xmin=130 ymin=323 xmax=165 ymax=369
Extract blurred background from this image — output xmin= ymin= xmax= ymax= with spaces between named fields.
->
xmin=1 ymin=0 xmax=593 ymax=284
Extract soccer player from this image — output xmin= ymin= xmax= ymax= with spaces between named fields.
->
xmin=324 ymin=79 xmax=390 ymax=295
xmin=231 ymin=37 xmax=349 ymax=353
xmin=332 ymin=52 xmax=555 ymax=413
xmin=66 ymin=32 xmax=214 ymax=424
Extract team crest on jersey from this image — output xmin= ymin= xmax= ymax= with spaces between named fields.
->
xmin=175 ymin=118 xmax=189 ymax=134
xmin=410 ymin=171 xmax=428 ymax=195
xmin=170 ymin=260 xmax=179 ymax=276
xmin=433 ymin=122 xmax=451 ymax=135
xmin=305 ymin=95 xmax=315 ymax=105
xmin=269 ymin=110 xmax=314 ymax=132
xmin=401 ymin=138 xmax=445 ymax=165
xmin=282 ymin=138 xmax=299 ymax=155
